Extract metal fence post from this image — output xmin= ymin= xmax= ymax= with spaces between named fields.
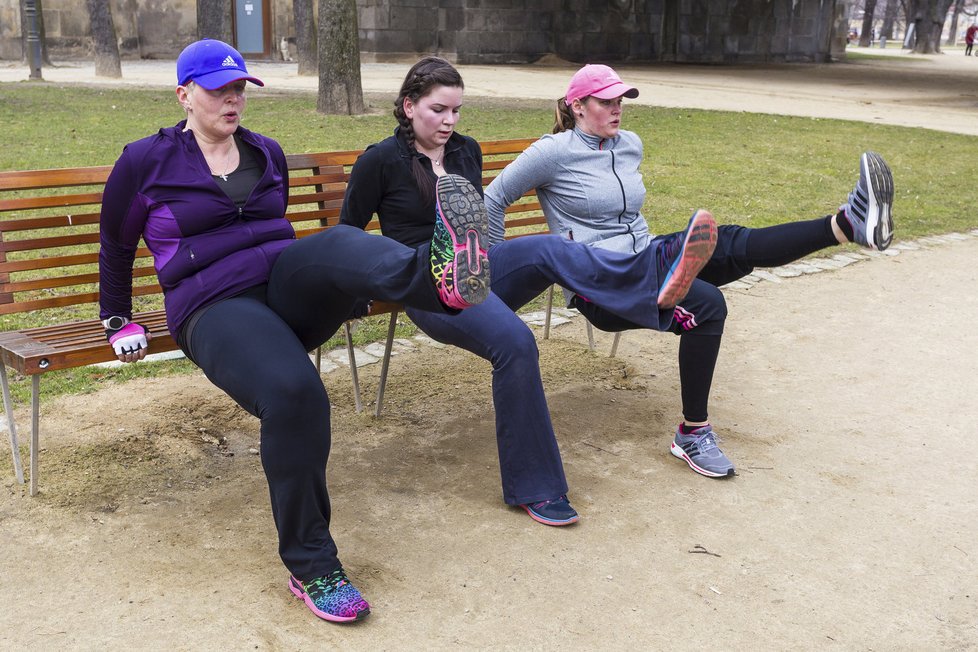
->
xmin=24 ymin=0 xmax=43 ymax=80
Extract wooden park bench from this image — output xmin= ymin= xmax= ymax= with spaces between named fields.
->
xmin=0 ymin=137 xmax=612 ymax=496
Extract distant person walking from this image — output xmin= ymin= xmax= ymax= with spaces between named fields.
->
xmin=966 ymin=24 xmax=977 ymax=56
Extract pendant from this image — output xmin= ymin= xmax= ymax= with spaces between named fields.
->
xmin=220 ymin=174 xmax=228 ymax=181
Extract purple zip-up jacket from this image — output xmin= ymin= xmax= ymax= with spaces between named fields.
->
xmin=98 ymin=121 xmax=295 ymax=334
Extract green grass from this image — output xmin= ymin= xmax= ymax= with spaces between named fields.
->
xmin=3 ymin=83 xmax=971 ymax=238
xmin=843 ymin=49 xmax=919 ymax=61
xmin=1 ymin=82 xmax=975 ymax=404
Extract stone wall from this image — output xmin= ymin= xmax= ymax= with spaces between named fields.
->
xmin=358 ymin=0 xmax=839 ymax=64
xmin=0 ymin=0 xmax=196 ymax=60
xmin=0 ymin=0 xmax=840 ymax=64
xmin=357 ymin=0 xmax=665 ymax=64
xmin=674 ymin=0 xmax=838 ymax=63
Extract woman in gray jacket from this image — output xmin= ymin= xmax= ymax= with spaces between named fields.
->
xmin=485 ymin=64 xmax=894 ymax=479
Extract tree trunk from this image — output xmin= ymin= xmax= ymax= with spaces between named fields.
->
xmin=85 ymin=0 xmax=122 ymax=78
xmin=20 ymin=0 xmax=52 ymax=65
xmin=911 ymin=0 xmax=954 ymax=52
xmin=945 ymin=0 xmax=964 ymax=44
xmin=880 ymin=0 xmax=900 ymax=40
xmin=198 ymin=0 xmax=233 ymax=44
xmin=317 ymin=0 xmax=363 ymax=115
xmin=859 ymin=0 xmax=879 ymax=46
xmin=294 ymin=0 xmax=317 ymax=76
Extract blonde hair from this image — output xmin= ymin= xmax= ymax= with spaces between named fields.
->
xmin=552 ymin=97 xmax=582 ymax=134
xmin=179 ymin=80 xmax=196 ymax=115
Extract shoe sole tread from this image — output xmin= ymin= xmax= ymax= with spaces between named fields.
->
xmin=435 ymin=175 xmax=490 ymax=306
xmin=864 ymin=151 xmax=894 ymax=250
xmin=658 ymin=209 xmax=718 ymax=309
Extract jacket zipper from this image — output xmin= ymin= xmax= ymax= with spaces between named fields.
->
xmin=609 ymin=148 xmax=638 ymax=253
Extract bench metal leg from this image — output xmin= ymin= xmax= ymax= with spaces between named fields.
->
xmin=610 ymin=332 xmax=622 ymax=358
xmin=547 ymin=283 xmax=599 ymax=352
xmin=0 ymin=364 xmax=25 ymax=484
xmin=30 ymin=374 xmax=39 ymax=496
xmin=543 ymin=285 xmax=555 ymax=340
xmin=344 ymin=322 xmax=363 ymax=413
xmin=314 ymin=345 xmax=322 ymax=373
xmin=374 ymin=310 xmax=399 ymax=418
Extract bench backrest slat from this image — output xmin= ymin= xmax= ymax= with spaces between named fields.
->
xmin=3 ymin=231 xmax=100 ymax=253
xmin=0 ymin=192 xmax=104 ymax=213
xmin=0 ymin=211 xmax=101 ymax=233
xmin=0 ymin=166 xmax=114 ymax=191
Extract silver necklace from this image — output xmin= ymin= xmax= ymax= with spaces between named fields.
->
xmin=422 ymin=145 xmax=444 ymax=167
xmin=217 ymin=139 xmax=235 ymax=181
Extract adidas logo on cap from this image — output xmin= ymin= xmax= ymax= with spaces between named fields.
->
xmin=221 ymin=55 xmax=237 ymax=67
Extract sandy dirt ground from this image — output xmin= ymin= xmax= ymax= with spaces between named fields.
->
xmin=2 ymin=51 xmax=978 ymax=650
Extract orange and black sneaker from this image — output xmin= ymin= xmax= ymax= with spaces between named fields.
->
xmin=656 ymin=209 xmax=717 ymax=309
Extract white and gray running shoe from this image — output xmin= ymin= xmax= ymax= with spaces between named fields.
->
xmin=670 ymin=424 xmax=735 ymax=478
xmin=842 ymin=151 xmax=894 ymax=251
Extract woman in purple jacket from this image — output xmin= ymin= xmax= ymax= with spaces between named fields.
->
xmin=97 ymin=40 xmax=492 ymax=624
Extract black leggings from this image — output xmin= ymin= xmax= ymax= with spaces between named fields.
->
xmin=177 ymin=225 xmax=445 ymax=581
xmin=575 ymin=216 xmax=838 ymax=423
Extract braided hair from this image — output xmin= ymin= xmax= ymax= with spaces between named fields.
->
xmin=393 ymin=56 xmax=464 ymax=203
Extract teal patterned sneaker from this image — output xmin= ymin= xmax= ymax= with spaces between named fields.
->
xmin=289 ymin=568 xmax=370 ymax=622
xmin=656 ymin=209 xmax=717 ymax=309
xmin=842 ymin=151 xmax=894 ymax=251
xmin=430 ymin=174 xmax=490 ymax=309
xmin=670 ymin=424 xmax=735 ymax=478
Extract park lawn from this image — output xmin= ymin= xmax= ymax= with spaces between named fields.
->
xmin=0 ymin=83 xmax=974 ymax=403
xmin=2 ymin=83 xmax=972 ymax=237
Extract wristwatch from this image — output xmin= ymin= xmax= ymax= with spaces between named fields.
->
xmin=101 ymin=316 xmax=130 ymax=330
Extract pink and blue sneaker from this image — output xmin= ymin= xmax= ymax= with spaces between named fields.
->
xmin=289 ymin=567 xmax=370 ymax=622
xmin=430 ymin=174 xmax=491 ymax=310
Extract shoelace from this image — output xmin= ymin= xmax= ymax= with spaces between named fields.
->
xmin=692 ymin=431 xmax=723 ymax=453
xmin=305 ymin=568 xmax=350 ymax=597
xmin=530 ymin=495 xmax=568 ymax=510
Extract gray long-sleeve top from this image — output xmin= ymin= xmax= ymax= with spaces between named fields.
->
xmin=484 ymin=127 xmax=653 ymax=254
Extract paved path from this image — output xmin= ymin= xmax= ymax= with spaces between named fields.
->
xmin=3 ymin=47 xmax=977 ymax=135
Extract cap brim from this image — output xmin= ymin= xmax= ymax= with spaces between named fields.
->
xmin=191 ymin=69 xmax=265 ymax=89
xmin=590 ymin=82 xmax=639 ymax=100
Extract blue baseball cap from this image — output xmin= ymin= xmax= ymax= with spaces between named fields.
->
xmin=176 ymin=39 xmax=264 ymax=89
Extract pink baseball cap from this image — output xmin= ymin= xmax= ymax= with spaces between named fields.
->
xmin=565 ymin=64 xmax=639 ymax=104
xmin=177 ymin=39 xmax=264 ymax=89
